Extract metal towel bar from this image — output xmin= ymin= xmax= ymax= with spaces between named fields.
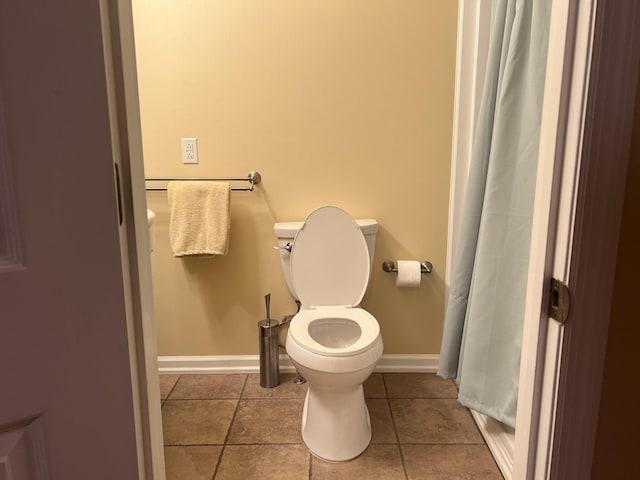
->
xmin=145 ymin=171 xmax=262 ymax=191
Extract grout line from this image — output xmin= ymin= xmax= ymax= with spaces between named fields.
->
xmin=396 ymin=441 xmax=490 ymax=446
xmin=160 ymin=373 xmax=182 ymax=406
xmin=164 ymin=440 xmax=487 ymax=447
xmin=167 ymin=441 xmax=407 ymax=446
xmin=163 ymin=374 xmax=181 ymax=403
xmin=308 ymin=451 xmax=313 ymax=480
xmin=162 ymin=397 xmax=248 ymax=401
xmin=387 ymin=398 xmax=460 ymax=401
xmin=210 ymin=374 xmax=248 ymax=480
xmin=381 ymin=373 xmax=390 ymax=398
xmin=209 ymin=446 xmax=223 ymax=480
xmin=225 ymin=374 xmax=248 ymax=443
xmin=237 ymin=396 xmax=307 ymax=401
xmin=211 ymin=442 xmax=305 ymax=446
xmin=382 ymin=374 xmax=409 ymax=480
xmin=164 ymin=443 xmax=225 ymax=447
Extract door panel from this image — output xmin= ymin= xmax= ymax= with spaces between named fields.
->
xmin=0 ymin=1 xmax=140 ymax=478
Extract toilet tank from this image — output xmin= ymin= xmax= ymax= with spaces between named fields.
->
xmin=274 ymin=219 xmax=378 ymax=301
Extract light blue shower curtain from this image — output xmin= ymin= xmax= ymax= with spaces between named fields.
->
xmin=438 ymin=0 xmax=551 ymax=427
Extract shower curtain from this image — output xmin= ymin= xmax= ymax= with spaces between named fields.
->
xmin=438 ymin=0 xmax=551 ymax=427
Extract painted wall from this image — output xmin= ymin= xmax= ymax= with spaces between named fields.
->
xmin=133 ymin=0 xmax=458 ymax=355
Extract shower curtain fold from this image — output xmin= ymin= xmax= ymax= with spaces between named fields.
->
xmin=438 ymin=0 xmax=551 ymax=427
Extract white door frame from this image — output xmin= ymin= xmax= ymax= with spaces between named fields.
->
xmin=514 ymin=0 xmax=598 ymax=476
xmin=445 ymin=0 xmax=493 ymax=287
xmin=105 ymin=0 xmax=640 ymax=477
xmin=450 ymin=1 xmax=640 ymax=479
xmin=542 ymin=1 xmax=640 ymax=478
xmin=100 ymin=0 xmax=166 ymax=478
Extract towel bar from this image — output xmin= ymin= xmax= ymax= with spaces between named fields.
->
xmin=145 ymin=171 xmax=262 ymax=191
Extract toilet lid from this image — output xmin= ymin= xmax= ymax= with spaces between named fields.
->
xmin=290 ymin=206 xmax=370 ymax=308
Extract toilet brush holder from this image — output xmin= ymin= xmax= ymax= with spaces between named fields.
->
xmin=258 ymin=320 xmax=280 ymax=388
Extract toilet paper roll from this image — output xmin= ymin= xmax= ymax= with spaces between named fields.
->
xmin=395 ymin=260 xmax=422 ymax=288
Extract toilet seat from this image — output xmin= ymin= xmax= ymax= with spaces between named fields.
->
xmin=290 ymin=206 xmax=370 ymax=308
xmin=289 ymin=307 xmax=380 ymax=357
xmin=288 ymin=206 xmax=378 ymax=358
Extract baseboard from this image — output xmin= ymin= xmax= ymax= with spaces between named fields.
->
xmin=470 ymin=409 xmax=515 ymax=480
xmin=374 ymin=354 xmax=439 ymax=372
xmin=157 ymin=355 xmax=296 ymax=374
xmin=157 ymin=353 xmax=439 ymax=375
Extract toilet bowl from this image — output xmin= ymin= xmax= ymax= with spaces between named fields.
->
xmin=275 ymin=206 xmax=383 ymax=462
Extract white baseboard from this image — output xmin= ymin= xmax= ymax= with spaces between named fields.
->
xmin=157 ymin=353 xmax=439 ymax=375
xmin=374 ymin=354 xmax=439 ymax=372
xmin=158 ymin=355 xmax=295 ymax=374
xmin=470 ymin=409 xmax=515 ymax=480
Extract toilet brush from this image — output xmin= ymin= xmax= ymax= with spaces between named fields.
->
xmin=259 ymin=293 xmax=279 ymax=387
xmin=265 ymin=293 xmax=271 ymax=326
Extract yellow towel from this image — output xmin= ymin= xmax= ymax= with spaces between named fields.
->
xmin=167 ymin=181 xmax=231 ymax=256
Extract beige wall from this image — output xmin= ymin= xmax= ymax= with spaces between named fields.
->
xmin=133 ymin=0 xmax=458 ymax=355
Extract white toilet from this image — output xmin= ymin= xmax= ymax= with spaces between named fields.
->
xmin=274 ymin=206 xmax=383 ymax=462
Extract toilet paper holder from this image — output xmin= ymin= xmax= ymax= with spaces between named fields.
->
xmin=382 ymin=260 xmax=433 ymax=274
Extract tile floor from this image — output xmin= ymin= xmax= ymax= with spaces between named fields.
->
xmin=160 ymin=372 xmax=504 ymax=480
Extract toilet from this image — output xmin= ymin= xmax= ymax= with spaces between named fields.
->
xmin=274 ymin=206 xmax=383 ymax=462
xmin=147 ymin=209 xmax=156 ymax=252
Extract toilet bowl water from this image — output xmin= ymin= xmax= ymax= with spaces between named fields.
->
xmin=288 ymin=306 xmax=380 ymax=358
xmin=309 ymin=318 xmax=360 ymax=348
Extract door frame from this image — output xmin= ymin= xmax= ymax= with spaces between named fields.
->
xmin=100 ymin=0 xmax=166 ymax=478
xmin=514 ymin=0 xmax=598 ymax=476
xmin=541 ymin=1 xmax=640 ymax=478
xmin=450 ymin=1 xmax=640 ymax=479
xmin=106 ymin=0 xmax=640 ymax=478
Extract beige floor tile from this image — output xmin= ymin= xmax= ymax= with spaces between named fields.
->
xmin=169 ymin=374 xmax=246 ymax=399
xmin=402 ymin=444 xmax=503 ymax=479
xmin=367 ymin=398 xmax=397 ymax=444
xmin=216 ymin=444 xmax=309 ymax=480
xmin=363 ymin=373 xmax=386 ymax=398
xmin=162 ymin=399 xmax=237 ymax=445
xmin=384 ymin=373 xmax=458 ymax=398
xmin=164 ymin=445 xmax=222 ymax=480
xmin=159 ymin=375 xmax=180 ymax=400
xmin=390 ymin=398 xmax=483 ymax=444
xmin=242 ymin=373 xmax=308 ymax=399
xmin=311 ymin=444 xmax=405 ymax=479
xmin=227 ymin=398 xmax=304 ymax=444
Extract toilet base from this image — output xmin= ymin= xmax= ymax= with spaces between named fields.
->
xmin=300 ymin=384 xmax=372 ymax=462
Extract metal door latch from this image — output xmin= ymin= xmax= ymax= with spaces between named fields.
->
xmin=549 ymin=277 xmax=570 ymax=324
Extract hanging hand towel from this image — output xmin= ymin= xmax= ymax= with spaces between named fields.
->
xmin=167 ymin=181 xmax=231 ymax=256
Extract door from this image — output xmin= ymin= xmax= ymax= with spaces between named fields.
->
xmin=0 ymin=1 xmax=142 ymax=478
xmin=514 ymin=0 xmax=640 ymax=478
